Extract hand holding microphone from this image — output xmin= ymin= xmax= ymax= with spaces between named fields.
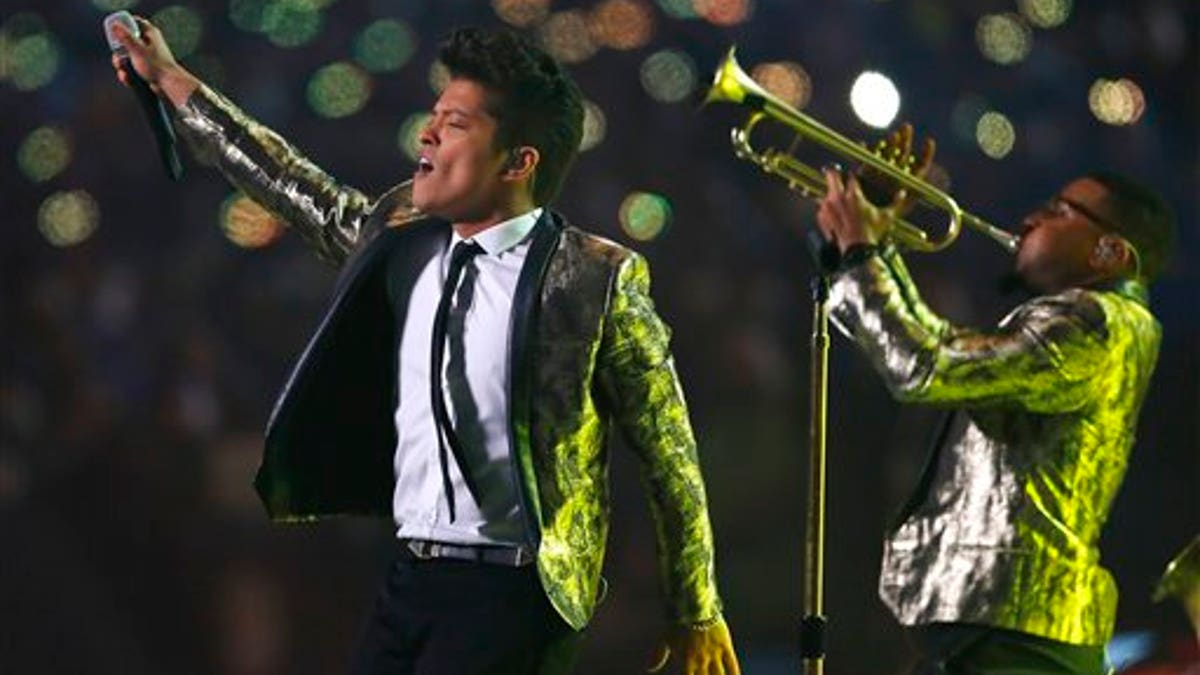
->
xmin=104 ymin=12 xmax=197 ymax=180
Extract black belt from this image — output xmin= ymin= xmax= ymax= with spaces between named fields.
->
xmin=401 ymin=539 xmax=534 ymax=567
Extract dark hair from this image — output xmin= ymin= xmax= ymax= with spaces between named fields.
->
xmin=1085 ymin=170 xmax=1177 ymax=281
xmin=439 ymin=27 xmax=584 ymax=206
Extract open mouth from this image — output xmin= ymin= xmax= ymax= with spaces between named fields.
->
xmin=415 ymin=156 xmax=434 ymax=176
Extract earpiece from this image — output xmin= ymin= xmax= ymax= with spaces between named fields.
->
xmin=1094 ymin=237 xmax=1122 ymax=266
xmin=504 ymin=149 xmax=525 ymax=172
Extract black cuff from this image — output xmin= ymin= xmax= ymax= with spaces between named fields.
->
xmin=839 ymin=243 xmax=880 ymax=270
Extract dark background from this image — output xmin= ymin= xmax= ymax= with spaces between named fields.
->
xmin=2 ymin=1 xmax=1196 ymax=673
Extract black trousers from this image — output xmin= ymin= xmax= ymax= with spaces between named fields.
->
xmin=350 ymin=543 xmax=580 ymax=675
xmin=906 ymin=623 xmax=1109 ymax=675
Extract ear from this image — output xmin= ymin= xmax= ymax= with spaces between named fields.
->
xmin=500 ymin=146 xmax=539 ymax=181
xmin=1089 ymin=235 xmax=1131 ymax=275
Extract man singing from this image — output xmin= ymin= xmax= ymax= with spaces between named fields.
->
xmin=110 ymin=19 xmax=739 ymax=675
xmin=815 ymin=159 xmax=1175 ymax=674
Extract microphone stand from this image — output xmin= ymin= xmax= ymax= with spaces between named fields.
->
xmin=800 ymin=230 xmax=835 ymax=675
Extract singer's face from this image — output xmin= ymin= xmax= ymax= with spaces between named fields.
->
xmin=1015 ymin=178 xmax=1111 ymax=292
xmin=411 ymin=78 xmax=511 ymax=223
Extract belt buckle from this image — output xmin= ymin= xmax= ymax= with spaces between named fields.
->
xmin=406 ymin=539 xmax=437 ymax=560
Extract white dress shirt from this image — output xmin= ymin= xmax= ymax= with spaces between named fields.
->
xmin=392 ymin=208 xmax=542 ymax=547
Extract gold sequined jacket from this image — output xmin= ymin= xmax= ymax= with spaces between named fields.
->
xmin=173 ymin=86 xmax=722 ymax=631
xmin=829 ymin=247 xmax=1160 ymax=646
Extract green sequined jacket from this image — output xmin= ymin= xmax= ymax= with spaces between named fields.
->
xmin=173 ymin=86 xmax=722 ymax=631
xmin=830 ymin=246 xmax=1161 ymax=646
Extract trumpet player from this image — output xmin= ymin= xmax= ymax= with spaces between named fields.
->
xmin=814 ymin=132 xmax=1176 ymax=675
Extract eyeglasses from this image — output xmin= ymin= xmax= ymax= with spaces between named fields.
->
xmin=1037 ymin=196 xmax=1144 ymax=278
xmin=1038 ymin=196 xmax=1120 ymax=232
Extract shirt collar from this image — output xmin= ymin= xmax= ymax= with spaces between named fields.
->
xmin=450 ymin=207 xmax=542 ymax=256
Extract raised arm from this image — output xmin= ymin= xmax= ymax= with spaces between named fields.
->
xmin=109 ymin=16 xmax=379 ymax=265
xmin=829 ymin=248 xmax=1109 ymax=411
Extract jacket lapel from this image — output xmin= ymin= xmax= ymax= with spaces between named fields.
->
xmin=507 ymin=210 xmax=563 ymax=538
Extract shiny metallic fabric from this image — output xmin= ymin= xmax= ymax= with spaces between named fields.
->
xmin=829 ymin=247 xmax=1161 ymax=646
xmin=174 ymin=86 xmax=722 ymax=630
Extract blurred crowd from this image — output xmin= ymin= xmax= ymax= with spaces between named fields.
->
xmin=2 ymin=1 xmax=1196 ymax=673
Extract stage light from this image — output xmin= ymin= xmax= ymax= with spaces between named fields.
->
xmin=38 ymin=190 xmax=100 ymax=247
xmin=589 ymin=0 xmax=655 ymax=51
xmin=580 ymin=100 xmax=607 ymax=151
xmin=17 ymin=126 xmax=71 ymax=183
xmin=185 ymin=53 xmax=227 ymax=90
xmin=1018 ymin=0 xmax=1071 ymax=29
xmin=220 ymin=193 xmax=284 ymax=248
xmin=850 ymin=71 xmax=901 ymax=129
xmin=656 ymin=0 xmax=698 ymax=19
xmin=428 ymin=61 xmax=449 ymax=94
xmin=92 ymin=0 xmax=139 ymax=10
xmin=397 ymin=112 xmax=431 ymax=161
xmin=4 ymin=24 xmax=60 ymax=92
xmin=354 ymin=19 xmax=417 ymax=73
xmin=619 ymin=192 xmax=672 ymax=241
xmin=538 ymin=11 xmax=598 ymax=64
xmin=306 ymin=62 xmax=372 ymax=119
xmin=492 ymin=0 xmax=551 ymax=28
xmin=229 ymin=0 xmax=269 ymax=33
xmin=263 ymin=0 xmax=323 ymax=48
xmin=976 ymin=13 xmax=1032 ymax=65
xmin=976 ymin=111 xmax=1016 ymax=159
xmin=1088 ymin=78 xmax=1146 ymax=126
xmin=639 ymin=49 xmax=697 ymax=104
xmin=950 ymin=94 xmax=987 ymax=144
xmin=751 ymin=61 xmax=812 ymax=110
xmin=692 ymin=0 xmax=753 ymax=27
xmin=152 ymin=6 xmax=204 ymax=60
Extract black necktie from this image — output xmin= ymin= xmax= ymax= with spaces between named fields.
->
xmin=430 ymin=240 xmax=483 ymax=521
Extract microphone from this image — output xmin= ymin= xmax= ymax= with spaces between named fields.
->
xmin=103 ymin=11 xmax=183 ymax=181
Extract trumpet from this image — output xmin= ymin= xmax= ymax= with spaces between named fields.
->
xmin=704 ymin=47 xmax=1020 ymax=254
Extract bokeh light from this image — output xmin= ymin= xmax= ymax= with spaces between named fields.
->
xmin=306 ymin=62 xmax=372 ymax=119
xmin=639 ymin=49 xmax=697 ymax=104
xmin=92 ymin=0 xmax=140 ymax=10
xmin=693 ymin=0 xmax=754 ymax=26
xmin=580 ymin=100 xmax=607 ymax=151
xmin=151 ymin=6 xmax=204 ymax=60
xmin=38 ymin=190 xmax=100 ymax=247
xmin=589 ymin=0 xmax=655 ymax=51
xmin=18 ymin=126 xmax=72 ymax=183
xmin=263 ymin=0 xmax=323 ymax=48
xmin=908 ymin=0 xmax=952 ymax=46
xmin=229 ymin=0 xmax=270 ymax=32
xmin=619 ymin=192 xmax=672 ymax=241
xmin=353 ymin=19 xmax=417 ymax=73
xmin=397 ymin=112 xmax=431 ymax=161
xmin=428 ymin=61 xmax=450 ymax=94
xmin=185 ymin=53 xmax=227 ymax=89
xmin=492 ymin=0 xmax=551 ymax=28
xmin=976 ymin=13 xmax=1032 ymax=65
xmin=657 ymin=0 xmax=699 ymax=19
xmin=950 ymin=93 xmax=988 ymax=144
xmin=5 ymin=30 xmax=61 ymax=92
xmin=976 ymin=111 xmax=1016 ymax=159
xmin=220 ymin=193 xmax=285 ymax=248
xmin=1088 ymin=78 xmax=1146 ymax=126
xmin=850 ymin=71 xmax=901 ymax=129
xmin=538 ymin=11 xmax=598 ymax=64
xmin=751 ymin=61 xmax=812 ymax=109
xmin=1018 ymin=0 xmax=1072 ymax=29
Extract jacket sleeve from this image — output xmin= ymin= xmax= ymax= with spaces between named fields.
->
xmin=596 ymin=252 xmax=723 ymax=626
xmin=173 ymin=84 xmax=394 ymax=266
xmin=828 ymin=247 xmax=1110 ymax=412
